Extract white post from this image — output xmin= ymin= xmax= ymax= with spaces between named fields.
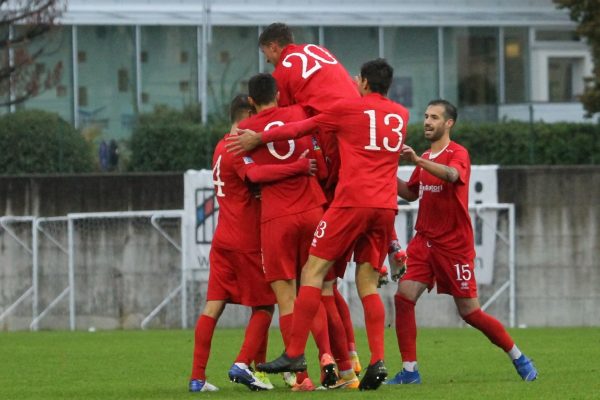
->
xmin=68 ymin=217 xmax=76 ymax=331
xmin=181 ymin=213 xmax=188 ymax=329
xmin=508 ymin=204 xmax=516 ymax=328
xmin=32 ymin=219 xmax=39 ymax=330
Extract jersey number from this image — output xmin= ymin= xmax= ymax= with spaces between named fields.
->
xmin=363 ymin=110 xmax=404 ymax=152
xmin=265 ymin=121 xmax=295 ymax=160
xmin=282 ymin=44 xmax=338 ymax=79
xmin=212 ymin=155 xmax=225 ymax=197
xmin=454 ymin=264 xmax=472 ymax=281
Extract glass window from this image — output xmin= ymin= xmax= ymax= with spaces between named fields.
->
xmin=323 ymin=27 xmax=379 ymax=79
xmin=384 ymin=27 xmax=438 ymax=120
xmin=140 ymin=26 xmax=198 ymax=114
xmin=504 ymin=27 xmax=529 ymax=104
xmin=16 ymin=26 xmax=73 ymax=122
xmin=444 ymin=27 xmax=498 ymax=121
xmin=77 ymin=26 xmax=136 ymax=140
xmin=548 ymin=57 xmax=581 ymax=102
xmin=0 ymin=25 xmax=9 ymax=113
xmin=207 ymin=26 xmax=259 ymax=118
xmin=536 ymin=29 xmax=579 ymax=42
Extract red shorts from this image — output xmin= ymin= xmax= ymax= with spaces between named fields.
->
xmin=207 ymin=246 xmax=276 ymax=306
xmin=401 ymin=234 xmax=478 ymax=298
xmin=261 ymin=207 xmax=323 ymax=282
xmin=310 ymin=207 xmax=395 ymax=276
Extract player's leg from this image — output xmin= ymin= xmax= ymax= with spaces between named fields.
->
xmin=257 ymin=254 xmax=334 ymax=373
xmin=321 ymin=279 xmax=358 ymax=389
xmin=355 ymin=261 xmax=388 ymax=390
xmin=386 ymin=280 xmax=427 ymax=385
xmin=189 ymin=300 xmax=226 ymax=392
xmin=333 ymin=282 xmax=362 ymax=376
xmin=229 ymin=305 xmax=275 ymax=390
xmin=387 ymin=234 xmax=432 ymax=385
xmin=455 ymin=297 xmax=538 ymax=381
xmin=234 ymin=305 xmax=274 ymax=365
xmin=227 ymin=250 xmax=278 ymax=390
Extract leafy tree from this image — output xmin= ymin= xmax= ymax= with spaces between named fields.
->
xmin=555 ymin=1 xmax=600 ymax=116
xmin=0 ymin=0 xmax=64 ymax=106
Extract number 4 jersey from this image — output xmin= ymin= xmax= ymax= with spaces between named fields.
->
xmin=211 ymin=135 xmax=261 ymax=252
xmin=261 ymin=93 xmax=410 ymax=211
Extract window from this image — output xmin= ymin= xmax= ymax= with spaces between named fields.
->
xmin=207 ymin=26 xmax=258 ymax=117
xmin=323 ymin=27 xmax=379 ymax=79
xmin=384 ymin=27 xmax=438 ymax=117
xmin=504 ymin=27 xmax=529 ymax=104
xmin=140 ymin=26 xmax=198 ymax=114
xmin=18 ymin=26 xmax=74 ymax=122
xmin=444 ymin=27 xmax=499 ymax=121
xmin=78 ymin=25 xmax=136 ymax=139
xmin=548 ymin=57 xmax=581 ymax=102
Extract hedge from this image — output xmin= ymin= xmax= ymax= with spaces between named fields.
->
xmin=128 ymin=106 xmax=227 ymax=172
xmin=130 ymin=115 xmax=599 ymax=171
xmin=405 ymin=121 xmax=599 ymax=165
xmin=0 ymin=110 xmax=94 ymax=174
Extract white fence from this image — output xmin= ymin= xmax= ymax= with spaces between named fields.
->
xmin=0 ymin=203 xmax=515 ymax=330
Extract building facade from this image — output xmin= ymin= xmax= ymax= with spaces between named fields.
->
xmin=4 ymin=0 xmax=594 ymax=140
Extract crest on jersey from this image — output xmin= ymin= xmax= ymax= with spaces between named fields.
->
xmin=243 ymin=156 xmax=254 ymax=164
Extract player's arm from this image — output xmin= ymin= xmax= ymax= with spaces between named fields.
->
xmin=225 ymin=116 xmax=322 ymax=154
xmin=245 ymin=150 xmax=316 ymax=184
xmin=402 ymin=144 xmax=459 ymax=183
xmin=397 ymin=177 xmax=418 ymax=202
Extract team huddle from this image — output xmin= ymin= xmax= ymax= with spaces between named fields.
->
xmin=188 ymin=22 xmax=538 ymax=393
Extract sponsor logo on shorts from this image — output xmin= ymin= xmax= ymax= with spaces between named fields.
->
xmin=460 ymin=281 xmax=469 ymax=290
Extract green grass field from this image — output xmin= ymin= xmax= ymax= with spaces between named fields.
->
xmin=1 ymin=327 xmax=598 ymax=399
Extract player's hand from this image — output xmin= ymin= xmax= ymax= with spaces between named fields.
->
xmin=299 ymin=150 xmax=317 ymax=176
xmin=388 ymin=240 xmax=408 ymax=282
xmin=400 ymin=144 xmax=419 ymax=164
xmin=224 ymin=129 xmax=262 ymax=154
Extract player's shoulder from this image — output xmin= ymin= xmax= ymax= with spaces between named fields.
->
xmin=447 ymin=140 xmax=469 ymax=155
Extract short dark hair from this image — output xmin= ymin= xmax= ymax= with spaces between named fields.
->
xmin=427 ymin=99 xmax=458 ymax=123
xmin=248 ymin=73 xmax=278 ymax=106
xmin=360 ymin=58 xmax=394 ymax=95
xmin=229 ymin=94 xmax=253 ymax=124
xmin=259 ymin=22 xmax=294 ymax=47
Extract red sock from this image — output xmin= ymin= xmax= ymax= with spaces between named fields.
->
xmin=279 ymin=313 xmax=293 ymax=347
xmin=394 ymin=294 xmax=417 ymax=362
xmin=322 ymin=295 xmax=352 ymax=371
xmin=311 ymin=301 xmax=332 ymax=358
xmin=190 ymin=314 xmax=217 ymax=380
xmin=287 ymin=285 xmax=322 ymax=357
xmin=254 ymin=330 xmax=268 ymax=365
xmin=280 ymin=313 xmax=308 ymax=382
xmin=463 ymin=308 xmax=514 ymax=352
xmin=334 ymin=285 xmax=356 ymax=351
xmin=235 ymin=309 xmax=272 ymax=365
xmin=361 ymin=294 xmax=385 ymax=364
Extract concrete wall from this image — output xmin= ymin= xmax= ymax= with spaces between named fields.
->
xmin=1 ymin=167 xmax=599 ymax=330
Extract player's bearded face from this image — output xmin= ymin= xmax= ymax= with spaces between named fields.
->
xmin=423 ymin=117 xmax=445 ymax=142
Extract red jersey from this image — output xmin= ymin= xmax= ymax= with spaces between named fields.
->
xmin=406 ymin=141 xmax=475 ymax=259
xmin=261 ymin=93 xmax=409 ymax=210
xmin=237 ymin=105 xmax=326 ymax=222
xmin=273 ymin=43 xmax=360 ymax=115
xmin=210 ymin=134 xmax=260 ymax=251
xmin=273 ymin=43 xmax=361 ymax=191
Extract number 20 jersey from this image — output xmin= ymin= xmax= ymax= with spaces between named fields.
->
xmin=272 ymin=43 xmax=360 ymax=116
